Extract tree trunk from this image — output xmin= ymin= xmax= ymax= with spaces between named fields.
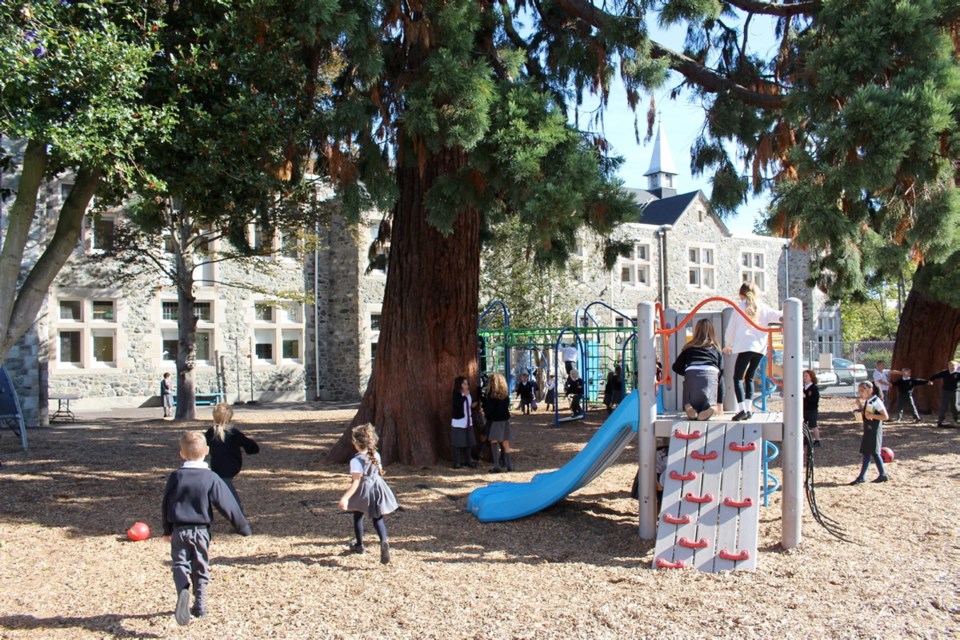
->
xmin=328 ymin=147 xmax=480 ymax=466
xmin=890 ymin=284 xmax=960 ymax=414
xmin=174 ymin=211 xmax=199 ymax=421
xmin=0 ymin=141 xmax=101 ymax=365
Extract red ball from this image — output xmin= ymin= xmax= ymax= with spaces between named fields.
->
xmin=880 ymin=447 xmax=895 ymax=463
xmin=127 ymin=521 xmax=151 ymax=541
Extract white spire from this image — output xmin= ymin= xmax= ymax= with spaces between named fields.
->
xmin=643 ymin=120 xmax=679 ymax=178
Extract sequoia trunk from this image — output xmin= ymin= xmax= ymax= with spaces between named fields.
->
xmin=328 ymin=147 xmax=481 ymax=466
xmin=889 ymin=283 xmax=960 ymax=414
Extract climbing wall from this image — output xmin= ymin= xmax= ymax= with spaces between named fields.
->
xmin=653 ymin=421 xmax=763 ymax=572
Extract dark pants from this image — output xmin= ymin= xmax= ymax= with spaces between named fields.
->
xmin=898 ymin=393 xmax=920 ymax=420
xmin=681 ymin=369 xmax=719 ymax=413
xmin=938 ymin=388 xmax=958 ymax=423
xmin=856 ymin=453 xmax=887 ymax=480
xmin=569 ymin=394 xmax=582 ymax=414
xmin=733 ymin=351 xmax=764 ymax=403
xmin=353 ymin=511 xmax=388 ymax=544
xmin=170 ymin=525 xmax=210 ymax=593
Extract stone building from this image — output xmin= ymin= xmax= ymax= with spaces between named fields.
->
xmin=2 ymin=127 xmax=839 ymax=427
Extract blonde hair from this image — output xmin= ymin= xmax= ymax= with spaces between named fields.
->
xmin=179 ymin=431 xmax=208 ymax=461
xmin=352 ymin=423 xmax=383 ymax=476
xmin=212 ymin=403 xmax=234 ymax=441
xmin=683 ymin=319 xmax=719 ymax=351
xmin=487 ymin=373 xmax=508 ymax=400
xmin=739 ymin=281 xmax=758 ymax=319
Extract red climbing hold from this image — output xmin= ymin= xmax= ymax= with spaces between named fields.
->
xmin=662 ymin=513 xmax=691 ymax=525
xmin=656 ymin=558 xmax=687 ymax=569
xmin=669 ymin=470 xmax=697 ymax=482
xmin=729 ymin=442 xmax=757 ymax=452
xmin=723 ymin=497 xmax=754 ymax=509
xmin=674 ymin=429 xmax=702 ymax=440
xmin=719 ymin=549 xmax=751 ymax=562
xmin=690 ymin=450 xmax=718 ymax=461
xmin=684 ymin=492 xmax=714 ymax=504
xmin=678 ymin=537 xmax=709 ymax=549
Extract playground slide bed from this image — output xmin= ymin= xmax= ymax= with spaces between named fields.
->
xmin=0 ymin=397 xmax=956 ymax=639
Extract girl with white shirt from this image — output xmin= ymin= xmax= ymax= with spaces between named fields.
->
xmin=723 ymin=282 xmax=781 ymax=421
xmin=450 ymin=376 xmax=478 ymax=469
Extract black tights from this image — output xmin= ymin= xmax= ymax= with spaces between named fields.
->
xmin=353 ymin=512 xmax=387 ymax=545
xmin=733 ymin=351 xmax=764 ymax=403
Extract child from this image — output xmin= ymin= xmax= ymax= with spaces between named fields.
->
xmin=873 ymin=361 xmax=890 ymax=403
xmin=162 ymin=431 xmax=251 ymax=625
xmin=204 ymin=404 xmax=259 ymax=514
xmin=849 ymin=381 xmax=890 ymax=485
xmin=515 ymin=372 xmax=537 ymax=414
xmin=672 ymin=319 xmax=724 ymax=421
xmin=450 ymin=376 xmax=478 ymax=469
xmin=889 ymin=368 xmax=930 ymax=423
xmin=337 ymin=423 xmax=398 ymax=564
xmin=803 ymin=369 xmax=821 ymax=447
xmin=544 ymin=374 xmax=557 ymax=411
xmin=929 ymin=361 xmax=960 ymax=428
xmin=564 ymin=368 xmax=584 ymax=415
xmin=161 ymin=372 xmax=174 ymax=418
xmin=603 ymin=365 xmax=624 ymax=414
xmin=483 ymin=373 xmax=513 ymax=473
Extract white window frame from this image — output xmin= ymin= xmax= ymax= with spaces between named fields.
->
xmin=88 ymin=215 xmax=116 ymax=253
xmin=687 ymin=243 xmax=716 ymax=291
xmin=740 ymin=249 xmax=766 ymax=292
xmin=252 ymin=299 xmax=304 ymax=366
xmin=619 ymin=242 xmax=652 ymax=288
xmin=52 ymin=296 xmax=123 ymax=370
xmin=158 ymin=296 xmax=216 ymax=367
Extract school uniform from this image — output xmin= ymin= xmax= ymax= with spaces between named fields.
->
xmin=564 ymin=377 xmax=584 ymax=414
xmin=345 ymin=451 xmax=398 ymax=518
xmin=204 ymin=427 xmax=259 ymax=512
xmin=672 ymin=346 xmax=723 ymax=413
xmin=516 ymin=380 xmax=537 ymax=412
xmin=803 ymin=383 xmax=820 ymax=433
xmin=929 ymin=369 xmax=960 ymax=425
xmin=450 ymin=391 xmax=477 ymax=449
xmin=891 ymin=376 xmax=927 ymax=421
xmin=852 ymin=394 xmax=888 ymax=483
xmin=482 ymin=395 xmax=512 ymax=442
xmin=162 ymin=461 xmax=251 ymax=616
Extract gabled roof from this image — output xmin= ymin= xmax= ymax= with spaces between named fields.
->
xmin=635 ymin=190 xmax=701 ymax=226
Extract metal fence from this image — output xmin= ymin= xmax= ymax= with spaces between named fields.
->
xmin=806 ymin=340 xmax=894 ymax=372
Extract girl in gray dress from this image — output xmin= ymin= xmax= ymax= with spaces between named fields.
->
xmin=338 ymin=423 xmax=398 ymax=564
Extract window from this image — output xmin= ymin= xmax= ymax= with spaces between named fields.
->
xmin=92 ymin=300 xmax=114 ymax=321
xmin=741 ymin=250 xmax=766 ymax=292
xmin=60 ymin=183 xmax=73 ymax=202
xmin=280 ymin=231 xmax=300 ymax=259
xmin=281 ymin=330 xmax=300 ymax=361
xmin=254 ymin=329 xmax=274 ymax=362
xmin=281 ymin=303 xmax=302 ymax=323
xmin=162 ymin=333 xmax=179 ymax=362
xmin=368 ymin=222 xmax=389 ymax=274
xmin=195 ymin=331 xmax=212 ymax=361
xmin=59 ymin=331 xmax=81 ymax=364
xmin=687 ymin=244 xmax=716 ymax=290
xmin=255 ymin=303 xmax=274 ymax=322
xmin=59 ymin=300 xmax=83 ymax=321
xmin=194 ymin=302 xmax=212 ymax=321
xmin=92 ymin=216 xmax=115 ymax=251
xmin=92 ymin=330 xmax=115 ymax=365
xmin=619 ymin=242 xmax=651 ymax=287
xmin=370 ymin=313 xmax=382 ymax=331
xmin=162 ymin=301 xmax=179 ymax=321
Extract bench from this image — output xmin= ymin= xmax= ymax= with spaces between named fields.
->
xmin=172 ymin=393 xmax=224 ymax=407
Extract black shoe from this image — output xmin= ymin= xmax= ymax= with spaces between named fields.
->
xmin=175 ymin=588 xmax=191 ymax=626
xmin=191 ymin=606 xmax=207 ymax=619
xmin=731 ymin=410 xmax=747 ymax=421
xmin=848 ymin=478 xmax=865 ymax=485
xmin=380 ymin=540 xmax=391 ymax=564
xmin=812 ymin=440 xmax=821 ymax=448
xmin=348 ymin=542 xmax=365 ymax=554
xmin=914 ymin=418 xmax=922 ymax=423
xmin=742 ymin=411 xmax=753 ymax=420
xmin=937 ymin=423 xmax=948 ymax=429
xmin=465 ymin=461 xmax=477 ymax=469
xmin=452 ymin=463 xmax=462 ymax=469
xmin=872 ymin=476 xmax=889 ymax=483
xmin=490 ymin=467 xmax=502 ymax=473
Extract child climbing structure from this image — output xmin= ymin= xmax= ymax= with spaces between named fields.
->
xmin=637 ymin=298 xmax=804 ymax=572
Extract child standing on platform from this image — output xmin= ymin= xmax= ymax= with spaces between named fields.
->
xmin=803 ymin=370 xmax=821 ymax=447
xmin=850 ymin=381 xmax=890 ymax=485
xmin=338 ymin=423 xmax=398 ymax=564
xmin=204 ymin=404 xmax=259 ymax=514
xmin=162 ymin=431 xmax=251 ymax=625
xmin=723 ymin=282 xmax=781 ymax=421
xmin=450 ymin=376 xmax=478 ymax=468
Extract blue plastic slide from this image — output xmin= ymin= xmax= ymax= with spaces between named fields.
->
xmin=467 ymin=390 xmax=640 ymax=522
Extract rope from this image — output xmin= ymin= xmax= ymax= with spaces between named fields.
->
xmin=802 ymin=423 xmax=854 ymax=543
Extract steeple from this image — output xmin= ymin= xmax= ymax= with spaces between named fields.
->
xmin=643 ymin=120 xmax=678 ymax=199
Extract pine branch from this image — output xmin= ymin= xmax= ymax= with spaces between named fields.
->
xmin=724 ymin=0 xmax=819 ymax=17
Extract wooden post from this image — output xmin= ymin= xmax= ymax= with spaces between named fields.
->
xmin=781 ymin=298 xmax=803 ymax=549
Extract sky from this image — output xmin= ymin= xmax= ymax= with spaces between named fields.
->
xmin=577 ymin=18 xmax=778 ymax=236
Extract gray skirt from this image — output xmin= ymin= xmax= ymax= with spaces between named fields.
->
xmin=682 ymin=368 xmax=719 ymax=412
xmin=450 ymin=426 xmax=476 ymax=448
xmin=486 ymin=419 xmax=512 ymax=442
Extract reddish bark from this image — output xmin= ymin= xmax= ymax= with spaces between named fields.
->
xmin=889 ymin=285 xmax=960 ymax=414
xmin=328 ymin=146 xmax=481 ymax=466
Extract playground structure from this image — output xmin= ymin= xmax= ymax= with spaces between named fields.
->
xmin=0 ymin=367 xmax=28 ymax=450
xmin=469 ymin=297 xmax=804 ymax=572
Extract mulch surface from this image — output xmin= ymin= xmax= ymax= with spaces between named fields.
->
xmin=0 ymin=397 xmax=957 ymax=639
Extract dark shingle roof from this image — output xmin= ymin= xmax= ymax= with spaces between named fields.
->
xmin=630 ymin=190 xmax=701 ymax=226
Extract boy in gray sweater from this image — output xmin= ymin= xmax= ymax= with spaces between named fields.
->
xmin=162 ymin=431 xmax=251 ymax=625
